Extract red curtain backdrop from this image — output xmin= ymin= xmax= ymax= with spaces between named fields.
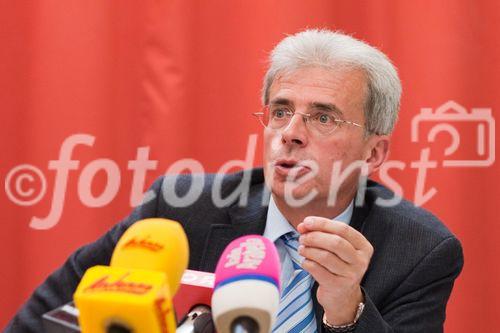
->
xmin=1 ymin=1 xmax=498 ymax=331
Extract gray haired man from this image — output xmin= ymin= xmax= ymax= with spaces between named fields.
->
xmin=6 ymin=29 xmax=463 ymax=333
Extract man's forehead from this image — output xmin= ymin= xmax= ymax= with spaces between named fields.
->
xmin=268 ymin=66 xmax=368 ymax=113
xmin=272 ymin=66 xmax=366 ymax=88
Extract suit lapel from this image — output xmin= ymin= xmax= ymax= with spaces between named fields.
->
xmin=200 ymin=183 xmax=270 ymax=272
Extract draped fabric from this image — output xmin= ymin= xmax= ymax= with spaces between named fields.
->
xmin=1 ymin=1 xmax=498 ymax=331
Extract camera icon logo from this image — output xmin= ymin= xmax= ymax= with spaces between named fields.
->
xmin=411 ymin=100 xmax=495 ymax=167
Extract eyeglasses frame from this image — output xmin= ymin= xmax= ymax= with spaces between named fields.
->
xmin=253 ymin=105 xmax=363 ymax=135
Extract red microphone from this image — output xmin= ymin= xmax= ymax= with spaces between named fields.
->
xmin=174 ymin=270 xmax=216 ymax=333
xmin=174 ymin=269 xmax=214 ymax=319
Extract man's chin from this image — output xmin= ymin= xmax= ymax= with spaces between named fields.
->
xmin=270 ymin=181 xmax=318 ymax=207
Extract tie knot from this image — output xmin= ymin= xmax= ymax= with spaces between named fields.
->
xmin=281 ymin=231 xmax=300 ymax=252
xmin=281 ymin=231 xmax=299 ymax=243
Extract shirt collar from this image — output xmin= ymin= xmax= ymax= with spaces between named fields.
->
xmin=263 ymin=195 xmax=354 ymax=243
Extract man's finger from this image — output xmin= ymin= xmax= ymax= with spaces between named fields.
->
xmin=298 ymin=231 xmax=357 ymax=264
xmin=302 ymin=258 xmax=340 ymax=286
xmin=298 ymin=245 xmax=351 ymax=277
xmin=299 ymin=216 xmax=373 ymax=254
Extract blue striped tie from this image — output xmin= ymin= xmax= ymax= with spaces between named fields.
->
xmin=273 ymin=232 xmax=317 ymax=333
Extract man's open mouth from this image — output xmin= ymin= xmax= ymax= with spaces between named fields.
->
xmin=274 ymin=159 xmax=311 ymax=178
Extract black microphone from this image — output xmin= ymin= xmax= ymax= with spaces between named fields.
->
xmin=177 ymin=304 xmax=214 ymax=333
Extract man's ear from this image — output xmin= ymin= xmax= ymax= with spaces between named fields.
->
xmin=364 ymin=135 xmax=390 ymax=174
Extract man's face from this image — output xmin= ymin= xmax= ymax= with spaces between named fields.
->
xmin=263 ymin=66 xmax=371 ymax=205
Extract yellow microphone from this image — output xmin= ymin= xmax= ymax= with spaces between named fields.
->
xmin=74 ymin=218 xmax=189 ymax=333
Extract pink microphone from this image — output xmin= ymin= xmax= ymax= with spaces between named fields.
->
xmin=211 ymin=235 xmax=281 ymax=333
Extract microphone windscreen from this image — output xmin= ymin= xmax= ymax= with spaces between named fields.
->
xmin=212 ymin=235 xmax=281 ymax=333
xmin=74 ymin=265 xmax=176 ymax=333
xmin=110 ymin=218 xmax=189 ymax=295
xmin=214 ymin=235 xmax=280 ymax=290
xmin=74 ymin=218 xmax=188 ymax=333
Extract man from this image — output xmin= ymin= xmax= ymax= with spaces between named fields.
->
xmin=6 ymin=29 xmax=463 ymax=332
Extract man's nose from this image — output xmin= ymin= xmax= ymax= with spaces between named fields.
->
xmin=280 ymin=113 xmax=308 ymax=147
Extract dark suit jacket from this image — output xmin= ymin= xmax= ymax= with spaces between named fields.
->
xmin=6 ymin=168 xmax=463 ymax=332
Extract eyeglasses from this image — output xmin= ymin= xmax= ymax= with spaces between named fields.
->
xmin=253 ymin=105 xmax=363 ymax=135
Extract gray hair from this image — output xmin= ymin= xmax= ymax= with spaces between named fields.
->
xmin=262 ymin=29 xmax=402 ymax=135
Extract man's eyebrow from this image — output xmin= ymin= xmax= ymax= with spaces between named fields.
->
xmin=268 ymin=99 xmax=344 ymax=116
xmin=269 ymin=98 xmax=293 ymax=106
xmin=310 ymin=102 xmax=343 ymax=116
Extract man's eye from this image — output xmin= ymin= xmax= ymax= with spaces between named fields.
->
xmin=317 ymin=113 xmax=333 ymax=124
xmin=273 ymin=109 xmax=287 ymax=118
